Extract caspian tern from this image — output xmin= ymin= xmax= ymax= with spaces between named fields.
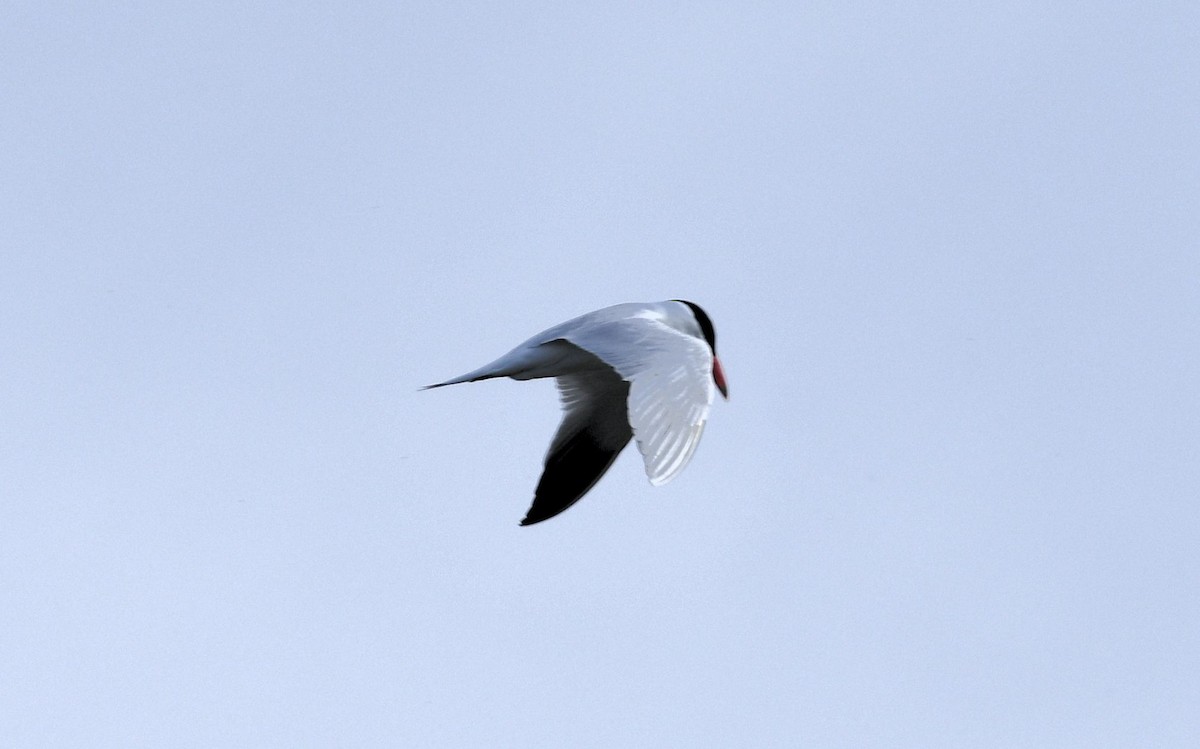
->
xmin=425 ymin=300 xmax=728 ymax=525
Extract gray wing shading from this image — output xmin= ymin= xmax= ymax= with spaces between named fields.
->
xmin=562 ymin=317 xmax=716 ymax=486
xmin=521 ymin=348 xmax=633 ymax=526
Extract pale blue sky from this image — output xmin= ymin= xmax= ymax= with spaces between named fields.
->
xmin=3 ymin=2 xmax=1198 ymax=747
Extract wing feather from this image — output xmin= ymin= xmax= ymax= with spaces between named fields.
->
xmin=521 ymin=349 xmax=633 ymax=525
xmin=562 ymin=319 xmax=715 ymax=486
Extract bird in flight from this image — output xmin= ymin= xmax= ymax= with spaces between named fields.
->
xmin=425 ymin=300 xmax=728 ymax=525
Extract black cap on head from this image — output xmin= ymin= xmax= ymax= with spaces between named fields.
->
xmin=674 ymin=299 xmax=717 ymax=351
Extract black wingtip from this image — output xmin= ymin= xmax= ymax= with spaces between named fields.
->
xmin=519 ymin=428 xmax=630 ymax=526
xmin=519 ymin=501 xmax=565 ymax=526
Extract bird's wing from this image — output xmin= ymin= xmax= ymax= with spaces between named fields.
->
xmin=563 ymin=318 xmax=716 ymax=486
xmin=522 ymin=350 xmax=633 ymax=526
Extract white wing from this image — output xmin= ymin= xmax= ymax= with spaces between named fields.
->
xmin=563 ymin=317 xmax=715 ymax=485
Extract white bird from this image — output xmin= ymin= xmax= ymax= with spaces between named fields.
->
xmin=425 ymin=300 xmax=728 ymax=525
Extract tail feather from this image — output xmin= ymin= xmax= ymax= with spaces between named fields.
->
xmin=421 ymin=369 xmax=501 ymax=390
xmin=421 ymin=340 xmax=586 ymax=391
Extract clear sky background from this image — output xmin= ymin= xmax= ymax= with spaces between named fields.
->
xmin=3 ymin=2 xmax=1198 ymax=747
